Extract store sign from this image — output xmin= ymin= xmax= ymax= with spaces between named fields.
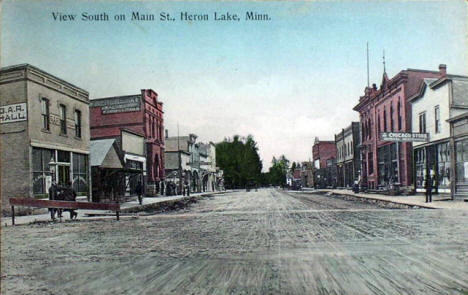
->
xmin=381 ymin=132 xmax=429 ymax=142
xmin=0 ymin=103 xmax=27 ymax=124
xmin=91 ymin=95 xmax=141 ymax=114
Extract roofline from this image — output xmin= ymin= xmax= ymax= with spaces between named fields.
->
xmin=1 ymin=63 xmax=89 ymax=95
xmin=447 ymin=112 xmax=468 ymax=123
xmin=90 ymin=94 xmax=141 ymax=102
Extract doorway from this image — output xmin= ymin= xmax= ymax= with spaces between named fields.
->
xmin=58 ymin=165 xmax=70 ymax=186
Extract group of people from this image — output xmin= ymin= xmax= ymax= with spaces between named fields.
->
xmin=48 ymin=181 xmax=78 ymax=220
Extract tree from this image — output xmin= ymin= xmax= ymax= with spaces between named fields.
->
xmin=216 ymin=135 xmax=263 ymax=189
xmin=267 ymin=155 xmax=289 ymax=186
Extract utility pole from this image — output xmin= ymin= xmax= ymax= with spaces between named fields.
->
xmin=178 ymin=123 xmax=183 ymax=195
xmin=367 ymin=42 xmax=370 ymax=88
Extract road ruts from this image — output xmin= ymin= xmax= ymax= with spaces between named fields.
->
xmin=2 ymin=189 xmax=468 ymax=295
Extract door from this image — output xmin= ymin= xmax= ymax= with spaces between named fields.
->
xmin=58 ymin=165 xmax=70 ymax=186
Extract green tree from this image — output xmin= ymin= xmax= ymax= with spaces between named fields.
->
xmin=216 ymin=135 xmax=263 ymax=189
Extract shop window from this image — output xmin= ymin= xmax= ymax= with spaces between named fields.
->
xmin=73 ymin=153 xmax=89 ymax=193
xmin=41 ymin=98 xmax=50 ymax=131
xmin=32 ymin=148 xmax=55 ymax=195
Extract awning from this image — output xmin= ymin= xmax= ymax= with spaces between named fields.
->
xmin=90 ymin=139 xmax=124 ymax=169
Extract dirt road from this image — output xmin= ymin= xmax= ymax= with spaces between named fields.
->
xmin=2 ymin=189 xmax=468 ymax=294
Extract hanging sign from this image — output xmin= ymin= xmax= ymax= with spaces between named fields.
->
xmin=381 ymin=132 xmax=429 ymax=142
xmin=0 ymin=103 xmax=27 ymax=124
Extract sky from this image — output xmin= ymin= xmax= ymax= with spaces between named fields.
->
xmin=2 ymin=0 xmax=467 ymax=170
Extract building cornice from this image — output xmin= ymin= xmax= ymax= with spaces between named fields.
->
xmin=0 ymin=64 xmax=89 ymax=103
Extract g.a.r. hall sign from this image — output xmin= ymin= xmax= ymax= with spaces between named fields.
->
xmin=0 ymin=103 xmax=27 ymax=124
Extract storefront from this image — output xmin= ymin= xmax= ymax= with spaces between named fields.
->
xmin=455 ymin=138 xmax=468 ymax=196
xmin=32 ymin=147 xmax=90 ymax=196
xmin=377 ymin=143 xmax=400 ymax=187
xmin=414 ymin=141 xmax=451 ymax=193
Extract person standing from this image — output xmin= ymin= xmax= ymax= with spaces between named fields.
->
xmin=135 ymin=181 xmax=143 ymax=205
xmin=425 ymin=171 xmax=434 ymax=203
xmin=48 ymin=181 xmax=58 ymax=220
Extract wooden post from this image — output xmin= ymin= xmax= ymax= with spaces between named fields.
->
xmin=11 ymin=206 xmax=15 ymax=226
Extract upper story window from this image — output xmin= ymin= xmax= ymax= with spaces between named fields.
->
xmin=383 ymin=108 xmax=387 ymax=132
xmin=74 ymin=110 xmax=82 ymax=138
xmin=397 ymin=98 xmax=402 ymax=130
xmin=390 ymin=103 xmax=394 ymax=132
xmin=419 ymin=112 xmax=426 ymax=134
xmin=41 ymin=98 xmax=50 ymax=131
xmin=435 ymin=106 xmax=441 ymax=134
xmin=378 ymin=113 xmax=381 ymax=133
xmin=59 ymin=104 xmax=67 ymax=135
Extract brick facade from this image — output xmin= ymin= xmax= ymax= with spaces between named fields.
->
xmin=354 ymin=67 xmax=444 ymax=190
xmin=90 ymin=89 xmax=165 ymax=189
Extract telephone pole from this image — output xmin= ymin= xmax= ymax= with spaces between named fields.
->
xmin=178 ymin=123 xmax=183 ymax=194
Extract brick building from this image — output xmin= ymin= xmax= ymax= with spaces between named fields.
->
xmin=90 ymin=89 xmax=164 ymax=195
xmin=0 ymin=64 xmax=90 ymax=214
xmin=312 ymin=138 xmax=337 ymax=188
xmin=335 ymin=122 xmax=360 ymax=188
xmin=353 ymin=66 xmax=445 ymax=190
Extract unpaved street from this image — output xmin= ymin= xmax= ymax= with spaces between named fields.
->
xmin=2 ymin=189 xmax=468 ymax=295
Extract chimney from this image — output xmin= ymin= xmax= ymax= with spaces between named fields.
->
xmin=165 ymin=129 xmax=168 ymax=139
xmin=439 ymin=64 xmax=447 ymax=76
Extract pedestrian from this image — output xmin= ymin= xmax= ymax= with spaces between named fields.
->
xmin=185 ymin=180 xmax=190 ymax=196
xmin=64 ymin=181 xmax=78 ymax=219
xmin=48 ymin=181 xmax=58 ymax=220
xmin=425 ymin=171 xmax=434 ymax=203
xmin=136 ymin=181 xmax=143 ymax=205
xmin=160 ymin=181 xmax=165 ymax=196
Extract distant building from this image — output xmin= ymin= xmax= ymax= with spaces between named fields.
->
xmin=335 ymin=122 xmax=360 ymax=188
xmin=0 ymin=64 xmax=90 ymax=214
xmin=165 ymin=133 xmax=222 ymax=193
xmin=300 ymin=161 xmax=314 ymax=187
xmin=312 ymin=138 xmax=337 ymax=188
xmin=90 ymin=89 xmax=165 ymax=196
xmin=354 ymin=65 xmax=445 ymax=190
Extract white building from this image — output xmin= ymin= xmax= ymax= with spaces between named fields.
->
xmin=410 ymin=68 xmax=468 ymax=194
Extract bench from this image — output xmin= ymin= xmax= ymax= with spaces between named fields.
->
xmin=9 ymin=197 xmax=121 ymax=225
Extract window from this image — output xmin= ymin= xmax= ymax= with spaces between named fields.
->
xmin=419 ymin=112 xmax=426 ymax=134
xmin=435 ymin=106 xmax=441 ymax=133
xmin=73 ymin=153 xmax=89 ymax=193
xmin=378 ymin=113 xmax=381 ymax=133
xmin=41 ymin=98 xmax=50 ymax=130
xmin=32 ymin=148 xmax=55 ymax=195
xmin=60 ymin=104 xmax=67 ymax=134
xmin=383 ymin=108 xmax=387 ymax=132
xmin=74 ymin=110 xmax=81 ymax=138
xmin=397 ymin=98 xmax=402 ymax=131
xmin=368 ymin=152 xmax=374 ymax=174
xmin=390 ymin=103 xmax=394 ymax=132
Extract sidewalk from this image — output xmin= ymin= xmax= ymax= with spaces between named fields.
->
xmin=2 ymin=190 xmax=231 ymax=226
xmin=315 ymin=189 xmax=468 ymax=210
